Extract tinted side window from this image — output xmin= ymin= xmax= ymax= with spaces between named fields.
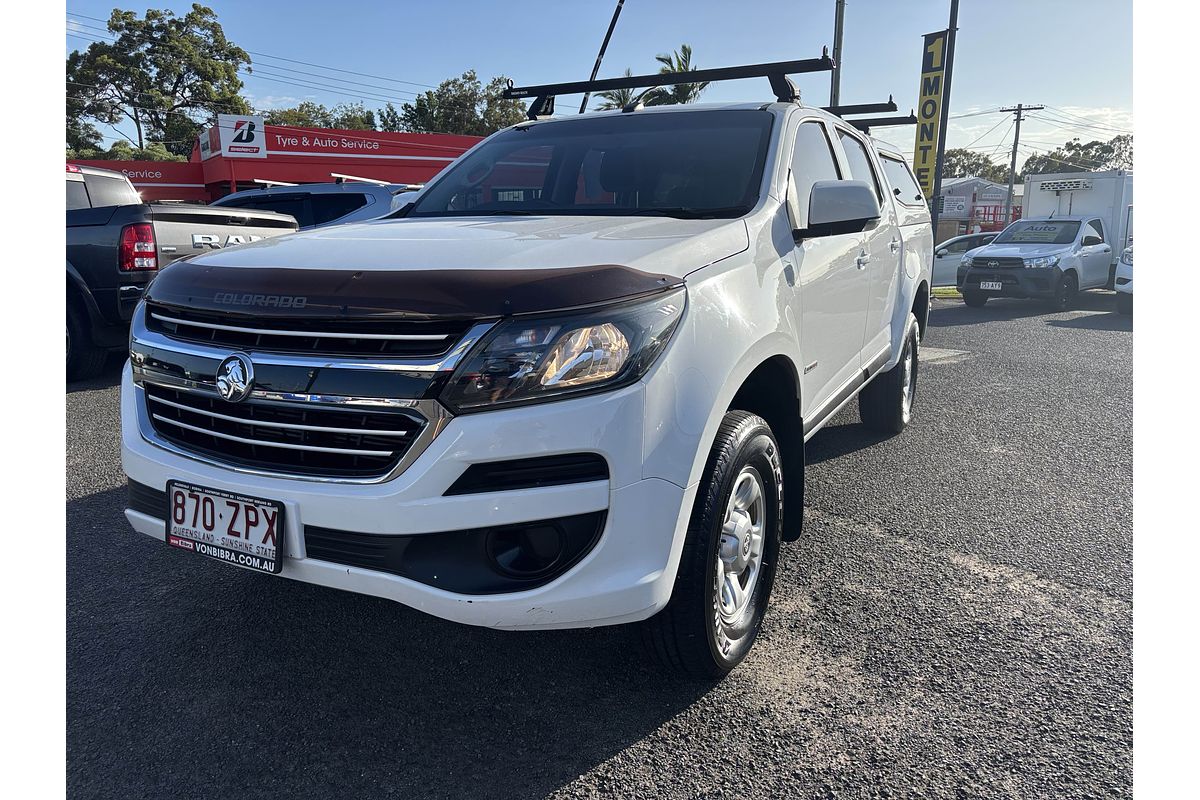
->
xmin=836 ymin=130 xmax=882 ymax=200
xmin=945 ymin=238 xmax=971 ymax=253
xmin=310 ymin=193 xmax=370 ymax=225
xmin=1083 ymin=219 xmax=1105 ymax=244
xmin=880 ymin=155 xmax=924 ymax=206
xmin=66 ymin=180 xmax=91 ymax=210
xmin=83 ymin=174 xmax=140 ymax=208
xmin=222 ymin=195 xmax=313 ymax=228
xmin=790 ymin=122 xmax=841 ymax=214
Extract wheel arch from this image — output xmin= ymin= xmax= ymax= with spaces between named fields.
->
xmin=911 ymin=279 xmax=930 ymax=341
xmin=726 ymin=354 xmax=805 ymax=543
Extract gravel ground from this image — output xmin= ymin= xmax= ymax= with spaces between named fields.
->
xmin=67 ymin=291 xmax=1132 ymax=799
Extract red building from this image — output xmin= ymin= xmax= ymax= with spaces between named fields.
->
xmin=74 ymin=114 xmax=482 ymax=203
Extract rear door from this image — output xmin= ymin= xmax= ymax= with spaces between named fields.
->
xmin=788 ymin=119 xmax=869 ymax=417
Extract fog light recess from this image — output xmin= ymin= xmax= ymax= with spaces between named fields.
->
xmin=486 ymin=523 xmax=565 ymax=578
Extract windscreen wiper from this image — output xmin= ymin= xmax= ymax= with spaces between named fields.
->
xmin=619 ymin=206 xmax=748 ymax=219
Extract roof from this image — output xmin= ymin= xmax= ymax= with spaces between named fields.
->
xmin=217 ymin=182 xmax=401 ymax=202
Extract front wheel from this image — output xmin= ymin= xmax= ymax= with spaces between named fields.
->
xmin=642 ymin=411 xmax=783 ymax=678
xmin=1051 ymin=271 xmax=1079 ymax=311
xmin=859 ymin=314 xmax=920 ymax=435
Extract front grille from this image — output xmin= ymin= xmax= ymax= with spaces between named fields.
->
xmin=145 ymin=303 xmax=471 ymax=358
xmin=144 ymin=384 xmax=424 ymax=478
xmin=973 ymin=257 xmax=1024 ymax=269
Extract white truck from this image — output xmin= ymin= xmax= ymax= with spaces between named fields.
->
xmin=1023 ymin=170 xmax=1133 ymax=284
xmin=120 ymin=59 xmax=934 ymax=678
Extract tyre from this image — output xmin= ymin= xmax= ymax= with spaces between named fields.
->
xmin=642 ymin=411 xmax=783 ymax=678
xmin=1116 ymin=292 xmax=1132 ymax=315
xmin=1051 ymin=271 xmax=1078 ymax=311
xmin=962 ymin=290 xmax=988 ymax=308
xmin=859 ymin=313 xmax=919 ymax=435
xmin=67 ymin=302 xmax=106 ymax=381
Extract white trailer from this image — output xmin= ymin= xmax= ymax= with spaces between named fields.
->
xmin=1023 ymin=170 xmax=1133 ymax=278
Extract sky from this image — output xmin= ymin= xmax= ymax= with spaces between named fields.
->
xmin=65 ymin=0 xmax=1133 ymax=170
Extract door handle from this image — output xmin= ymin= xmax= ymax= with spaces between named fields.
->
xmin=856 ymin=251 xmax=870 ymax=269
xmin=889 ymin=237 xmax=900 ymax=254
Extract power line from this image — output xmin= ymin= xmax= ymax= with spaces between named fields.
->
xmin=67 ymin=26 xmax=421 ymax=107
xmin=67 ymin=11 xmax=437 ymax=90
xmin=1042 ymin=105 xmax=1131 ymax=133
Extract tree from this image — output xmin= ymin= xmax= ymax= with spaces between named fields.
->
xmin=262 ymin=101 xmax=377 ymax=130
xmin=66 ymin=4 xmax=250 ymax=158
xmin=1022 ymin=134 xmax=1133 ymax=176
xmin=378 ymin=102 xmax=404 ymax=132
xmin=399 ymin=70 xmax=527 ymax=135
xmin=67 ymin=140 xmax=185 ymax=162
xmin=644 ymin=45 xmax=709 ymax=106
xmin=942 ymin=148 xmax=1009 ymax=183
xmin=593 ymin=68 xmax=637 ymax=110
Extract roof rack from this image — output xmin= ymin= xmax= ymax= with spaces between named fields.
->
xmin=847 ymin=113 xmax=919 ymax=134
xmin=503 ymin=53 xmax=836 ymax=119
xmin=823 ymin=97 xmax=897 ymax=116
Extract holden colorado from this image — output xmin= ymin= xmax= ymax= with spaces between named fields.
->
xmin=122 ymin=63 xmax=934 ymax=677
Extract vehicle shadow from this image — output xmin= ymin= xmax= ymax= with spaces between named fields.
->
xmin=1048 ymin=310 xmax=1132 ymax=332
xmin=931 ymin=291 xmax=1116 ymax=327
xmin=805 ymin=420 xmax=892 ymax=465
xmin=67 ymin=486 xmax=715 ymax=800
xmin=66 ymin=354 xmax=125 ymax=394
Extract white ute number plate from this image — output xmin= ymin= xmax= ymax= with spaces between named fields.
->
xmin=165 ymin=481 xmax=284 ymax=574
xmin=980 ymin=281 xmax=1003 ymax=291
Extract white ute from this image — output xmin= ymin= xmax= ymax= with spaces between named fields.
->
xmin=121 ymin=60 xmax=934 ymax=677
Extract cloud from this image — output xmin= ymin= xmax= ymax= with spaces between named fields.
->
xmin=243 ymin=93 xmax=316 ymax=111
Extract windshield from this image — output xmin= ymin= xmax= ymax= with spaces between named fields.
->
xmin=994 ymin=220 xmax=1081 ymax=245
xmin=408 ymin=110 xmax=774 ymax=219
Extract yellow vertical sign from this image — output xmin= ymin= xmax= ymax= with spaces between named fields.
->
xmin=913 ymin=30 xmax=948 ymax=198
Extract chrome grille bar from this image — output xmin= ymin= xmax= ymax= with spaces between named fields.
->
xmin=146 ymin=393 xmax=416 ymax=437
xmin=150 ymin=413 xmax=396 ymax=457
xmin=150 ymin=312 xmax=451 ymax=341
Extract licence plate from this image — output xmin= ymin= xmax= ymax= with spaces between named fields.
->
xmin=165 ymin=481 xmax=284 ymax=574
xmin=980 ymin=281 xmax=1003 ymax=291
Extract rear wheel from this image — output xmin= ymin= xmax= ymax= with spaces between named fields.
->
xmin=67 ymin=302 xmax=106 ymax=381
xmin=962 ymin=290 xmax=988 ymax=308
xmin=1051 ymin=271 xmax=1079 ymax=311
xmin=642 ymin=411 xmax=782 ymax=679
xmin=1116 ymin=292 xmax=1132 ymax=315
xmin=859 ymin=313 xmax=920 ymax=434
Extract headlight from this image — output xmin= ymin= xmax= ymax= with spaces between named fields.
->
xmin=1120 ymin=250 xmax=1133 ymax=266
xmin=441 ymin=288 xmax=686 ymax=411
xmin=1023 ymin=255 xmax=1061 ymax=269
xmin=961 ymin=255 xmax=974 ymax=268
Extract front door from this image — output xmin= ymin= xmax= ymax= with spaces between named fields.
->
xmin=1079 ymin=218 xmax=1111 ymax=288
xmin=787 ymin=120 xmax=871 ymax=418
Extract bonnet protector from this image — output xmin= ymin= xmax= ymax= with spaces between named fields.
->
xmin=144 ymin=263 xmax=682 ymax=320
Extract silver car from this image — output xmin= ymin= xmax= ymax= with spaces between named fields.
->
xmin=932 ymin=232 xmax=997 ymax=287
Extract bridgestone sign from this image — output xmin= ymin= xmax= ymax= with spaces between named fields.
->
xmin=913 ymin=30 xmax=949 ymax=198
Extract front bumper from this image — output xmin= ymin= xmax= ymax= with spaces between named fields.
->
xmin=958 ymin=266 xmax=1060 ymax=298
xmin=121 ymin=362 xmax=695 ymax=630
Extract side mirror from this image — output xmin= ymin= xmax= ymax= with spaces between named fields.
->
xmin=936 ymin=248 xmax=949 ymax=257
xmin=1082 ymin=235 xmax=1103 ymax=247
xmin=795 ymin=180 xmax=880 ymax=240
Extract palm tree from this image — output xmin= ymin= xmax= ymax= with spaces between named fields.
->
xmin=644 ymin=44 xmax=709 ymax=106
xmin=594 ymin=68 xmax=637 ymax=111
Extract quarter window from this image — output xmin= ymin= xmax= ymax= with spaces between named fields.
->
xmin=880 ymin=155 xmax=925 ymax=206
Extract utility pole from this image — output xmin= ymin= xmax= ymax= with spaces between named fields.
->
xmin=829 ymin=0 xmax=846 ymax=106
xmin=578 ymin=0 xmax=626 ymax=113
xmin=1000 ymin=103 xmax=1044 ymax=223
xmin=928 ymin=0 xmax=959 ymax=241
